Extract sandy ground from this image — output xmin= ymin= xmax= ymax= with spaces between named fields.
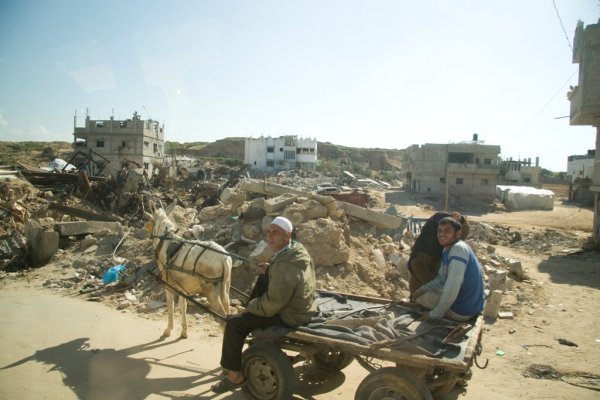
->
xmin=0 ymin=201 xmax=599 ymax=399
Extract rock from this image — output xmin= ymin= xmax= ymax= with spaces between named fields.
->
xmin=508 ymin=259 xmax=529 ymax=281
xmin=371 ymin=248 xmax=386 ymax=269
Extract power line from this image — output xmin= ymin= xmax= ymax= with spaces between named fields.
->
xmin=552 ymin=0 xmax=573 ymax=51
xmin=504 ymin=69 xmax=577 ymax=147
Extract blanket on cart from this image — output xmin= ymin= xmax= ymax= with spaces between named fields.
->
xmin=297 ymin=292 xmax=471 ymax=358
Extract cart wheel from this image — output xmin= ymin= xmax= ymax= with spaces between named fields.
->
xmin=355 ymin=367 xmax=433 ymax=400
xmin=312 ymin=348 xmax=354 ymax=371
xmin=241 ymin=342 xmax=295 ymax=400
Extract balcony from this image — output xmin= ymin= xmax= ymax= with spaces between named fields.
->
xmin=447 ymin=163 xmax=500 ymax=174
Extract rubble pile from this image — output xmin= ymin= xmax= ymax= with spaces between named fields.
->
xmin=469 ymin=221 xmax=584 ymax=254
xmin=0 ymin=160 xmax=593 ymax=327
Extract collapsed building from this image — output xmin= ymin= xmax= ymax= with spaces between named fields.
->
xmin=72 ymin=111 xmax=165 ymax=178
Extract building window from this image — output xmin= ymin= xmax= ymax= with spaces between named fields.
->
xmin=484 ymin=159 xmax=492 ymax=165
xmin=284 ymin=150 xmax=296 ymax=160
xmin=122 ymin=141 xmax=127 ymax=148
xmin=266 ymin=146 xmax=274 ymax=153
xmin=523 ymin=177 xmax=531 ymax=183
xmin=456 ymin=178 xmax=463 ymax=184
xmin=481 ymin=179 xmax=488 ymax=185
xmin=266 ymin=160 xmax=274 ymax=167
xmin=144 ymin=141 xmax=149 ymax=148
xmin=153 ymin=143 xmax=158 ymax=153
xmin=95 ymin=121 xmax=104 ymax=128
xmin=440 ymin=177 xmax=446 ymax=183
xmin=120 ymin=121 xmax=127 ymax=128
xmin=96 ymin=140 xmax=104 ymax=148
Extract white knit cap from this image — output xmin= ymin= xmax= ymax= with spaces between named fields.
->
xmin=271 ymin=216 xmax=293 ymax=233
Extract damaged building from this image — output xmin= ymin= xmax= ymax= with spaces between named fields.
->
xmin=402 ymin=134 xmax=501 ymax=201
xmin=500 ymin=157 xmax=542 ymax=185
xmin=244 ymin=135 xmax=317 ymax=173
xmin=72 ymin=111 xmax=165 ymax=178
xmin=569 ymin=20 xmax=600 ymax=244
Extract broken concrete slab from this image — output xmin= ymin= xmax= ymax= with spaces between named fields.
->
xmin=337 ymin=201 xmax=403 ymax=229
xmin=238 ymin=178 xmax=404 ymax=229
xmin=54 ymin=221 xmax=123 ymax=237
xmin=26 ymin=219 xmax=60 ymax=267
xmin=264 ymin=193 xmax=297 ymax=214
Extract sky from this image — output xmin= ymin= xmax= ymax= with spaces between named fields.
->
xmin=0 ymin=1 xmax=598 ymax=172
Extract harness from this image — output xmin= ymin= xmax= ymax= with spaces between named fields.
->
xmin=151 ymin=218 xmax=225 ymax=284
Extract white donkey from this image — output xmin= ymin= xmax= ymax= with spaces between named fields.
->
xmin=146 ymin=207 xmax=233 ymax=338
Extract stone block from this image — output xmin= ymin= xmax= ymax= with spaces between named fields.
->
xmin=264 ymin=194 xmax=296 ymax=214
xmin=54 ymin=221 xmax=123 ymax=237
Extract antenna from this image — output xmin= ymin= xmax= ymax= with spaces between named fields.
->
xmin=142 ymin=105 xmax=151 ymax=120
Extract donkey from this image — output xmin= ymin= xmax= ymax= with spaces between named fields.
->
xmin=146 ymin=206 xmax=233 ymax=338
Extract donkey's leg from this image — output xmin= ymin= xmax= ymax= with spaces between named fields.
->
xmin=163 ymin=289 xmax=174 ymax=337
xmin=178 ymin=295 xmax=188 ymax=339
xmin=205 ymin=284 xmax=227 ymax=317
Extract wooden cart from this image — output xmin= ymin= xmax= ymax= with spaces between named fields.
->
xmin=240 ymin=291 xmax=485 ymax=400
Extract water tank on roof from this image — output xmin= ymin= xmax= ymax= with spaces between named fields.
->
xmin=473 ymin=133 xmax=478 ymax=142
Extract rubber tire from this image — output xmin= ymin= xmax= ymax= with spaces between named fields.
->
xmin=355 ymin=367 xmax=434 ymax=400
xmin=241 ymin=342 xmax=295 ymax=400
xmin=312 ymin=348 xmax=354 ymax=371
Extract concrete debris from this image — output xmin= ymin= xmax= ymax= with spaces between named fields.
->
xmin=0 ymin=153 xmax=596 ymax=329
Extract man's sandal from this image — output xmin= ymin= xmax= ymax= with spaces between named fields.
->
xmin=211 ymin=377 xmax=247 ymax=393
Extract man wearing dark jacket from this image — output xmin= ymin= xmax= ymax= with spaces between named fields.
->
xmin=408 ymin=211 xmax=469 ymax=297
xmin=211 ymin=216 xmax=317 ymax=393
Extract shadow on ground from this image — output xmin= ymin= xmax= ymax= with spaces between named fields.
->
xmin=538 ymin=255 xmax=600 ymax=289
xmin=0 ymin=337 xmax=222 ymax=400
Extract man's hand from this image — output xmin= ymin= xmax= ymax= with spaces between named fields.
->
xmin=257 ymin=262 xmax=270 ymax=274
xmin=451 ymin=212 xmax=462 ymax=221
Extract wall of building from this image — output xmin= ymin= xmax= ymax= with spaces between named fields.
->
xmin=567 ymin=155 xmax=595 ymax=182
xmin=569 ymin=20 xmax=600 ymax=245
xmin=403 ymin=142 xmax=501 ymax=198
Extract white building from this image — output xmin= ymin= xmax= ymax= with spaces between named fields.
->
xmin=567 ymin=150 xmax=595 ymax=183
xmin=244 ymin=135 xmax=317 ymax=172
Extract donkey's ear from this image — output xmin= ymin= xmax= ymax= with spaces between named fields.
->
xmin=165 ymin=200 xmax=177 ymax=216
xmin=146 ymin=199 xmax=157 ymax=214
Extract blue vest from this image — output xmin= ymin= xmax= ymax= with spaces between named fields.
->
xmin=441 ymin=243 xmax=484 ymax=316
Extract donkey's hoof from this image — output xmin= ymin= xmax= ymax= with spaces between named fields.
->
xmin=180 ymin=332 xmax=188 ymax=339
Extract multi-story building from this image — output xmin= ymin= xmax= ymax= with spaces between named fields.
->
xmin=567 ymin=150 xmax=596 ymax=183
xmin=569 ymin=20 xmax=600 ymax=244
xmin=72 ymin=111 xmax=165 ymax=177
xmin=501 ymin=158 xmax=542 ymax=185
xmin=403 ymin=135 xmax=501 ymax=200
xmin=244 ymin=135 xmax=317 ymax=172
